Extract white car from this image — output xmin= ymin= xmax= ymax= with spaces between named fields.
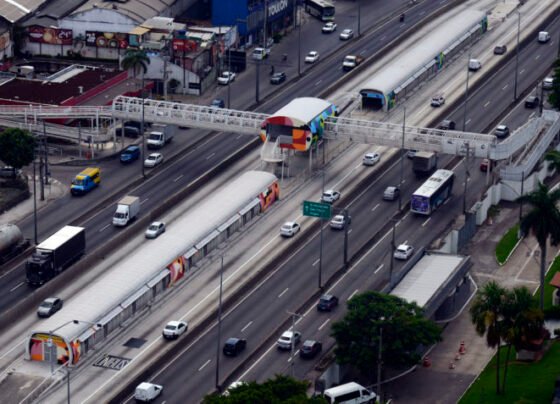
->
xmin=363 ymin=152 xmax=380 ymax=166
xmin=162 ymin=320 xmax=188 ymax=339
xmin=322 ymin=22 xmax=337 ymax=33
xmin=277 ymin=330 xmax=301 ymax=350
xmin=394 ymin=244 xmax=414 ymax=260
xmin=430 ymin=94 xmax=445 ymax=107
xmin=330 ymin=214 xmax=350 ymax=230
xmin=144 ymin=153 xmax=163 ymax=168
xmin=217 ymin=71 xmax=235 ymax=85
xmin=305 ymin=51 xmax=320 ymax=64
xmin=544 ymin=77 xmax=554 ymax=90
xmin=145 ymin=221 xmax=166 ymax=239
xmin=280 ymin=221 xmax=300 ymax=237
xmin=321 ymin=189 xmax=341 ymax=203
xmin=339 ymin=29 xmax=354 ymax=40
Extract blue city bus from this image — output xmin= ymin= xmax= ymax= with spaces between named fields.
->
xmin=304 ymin=0 xmax=335 ymax=21
xmin=410 ymin=169 xmax=455 ymax=215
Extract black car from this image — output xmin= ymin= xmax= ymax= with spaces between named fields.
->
xmin=493 ymin=45 xmax=507 ymax=55
xmin=116 ymin=125 xmax=141 ymax=138
xmin=299 ymin=340 xmax=322 ymax=359
xmin=317 ymin=294 xmax=339 ymax=311
xmin=223 ymin=337 xmax=247 ymax=356
xmin=525 ymin=96 xmax=539 ymax=109
xmin=438 ymin=119 xmax=456 ymax=130
xmin=37 ymin=297 xmax=63 ymax=318
xmin=211 ymin=98 xmax=225 ymax=108
xmin=270 ymin=72 xmax=287 ymax=85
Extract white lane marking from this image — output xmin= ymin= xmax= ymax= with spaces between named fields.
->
xmin=403 ymin=240 xmax=408 ymax=245
xmin=465 ymin=118 xmax=471 ymax=126
xmin=348 ymin=228 xmax=353 ymax=234
xmin=483 ymin=100 xmax=490 ymax=108
xmin=359 ymin=50 xmax=366 ymax=56
xmin=422 ymin=218 xmax=431 ymax=227
xmin=140 ymin=198 xmax=149 ymax=205
xmin=241 ymin=321 xmax=253 ymax=333
xmin=278 ymin=288 xmax=289 ymax=298
xmin=502 ymin=84 xmax=508 ymax=91
xmin=315 ymin=79 xmax=322 ymax=86
xmin=374 ymin=264 xmax=384 ymax=274
xmin=348 ymin=289 xmax=359 ymax=300
xmin=401 ymin=179 xmax=406 ymax=185
xmin=99 ymin=224 xmax=111 ymax=232
xmin=419 ymin=11 xmax=426 ymax=16
xmin=9 ymin=282 xmax=24 ymax=292
xmin=318 ymin=319 xmax=330 ymax=331
xmin=287 ymin=350 xmax=300 ymax=361
xmin=198 ymin=359 xmax=211 ymax=371
xmin=312 ymin=258 xmax=320 ymax=266
xmin=236 ymin=135 xmax=242 ymax=140
xmin=520 ymin=69 xmax=525 ymax=75
xmin=535 ymin=54 xmax=540 ymax=60
xmin=380 ymin=35 xmax=386 ymax=41
xmin=173 ymin=174 xmax=183 ymax=182
xmin=206 ymin=152 xmax=215 ymax=160
xmin=371 ymin=203 xmax=380 ymax=212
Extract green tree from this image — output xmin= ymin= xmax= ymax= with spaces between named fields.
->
xmin=121 ymin=49 xmax=150 ymax=78
xmin=545 ymin=149 xmax=560 ymax=171
xmin=203 ymin=375 xmax=325 ymax=404
xmin=470 ymin=281 xmax=507 ymax=394
xmin=517 ymin=182 xmax=560 ymax=310
xmin=500 ymin=286 xmax=544 ymax=394
xmin=0 ymin=128 xmax=35 ymax=176
xmin=548 ymin=59 xmax=560 ymax=109
xmin=331 ymin=291 xmax=441 ymax=378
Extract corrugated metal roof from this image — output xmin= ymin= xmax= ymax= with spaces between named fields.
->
xmin=21 ymin=0 xmax=87 ymax=26
xmin=30 ymin=171 xmax=277 ymax=340
xmin=391 ymin=253 xmax=464 ymax=308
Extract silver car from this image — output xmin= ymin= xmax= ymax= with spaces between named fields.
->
xmin=277 ymin=330 xmax=301 ymax=350
xmin=145 ymin=221 xmax=166 ymax=238
xmin=330 ymin=214 xmax=350 ymax=230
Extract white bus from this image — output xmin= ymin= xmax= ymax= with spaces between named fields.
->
xmin=410 ymin=169 xmax=455 ymax=215
xmin=323 ymin=382 xmax=377 ymax=404
xmin=304 ymin=0 xmax=335 ymax=21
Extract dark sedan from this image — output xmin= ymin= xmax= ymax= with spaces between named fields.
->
xmin=300 ymin=340 xmax=322 ymax=359
xmin=317 ymin=294 xmax=339 ymax=311
xmin=270 ymin=72 xmax=287 ymax=85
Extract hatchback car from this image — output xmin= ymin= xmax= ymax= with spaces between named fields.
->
xmin=300 ymin=340 xmax=322 ymax=359
xmin=363 ymin=152 xmax=380 ymax=166
xmin=211 ymin=98 xmax=225 ymax=108
xmin=37 ymin=297 xmax=63 ymax=318
xmin=383 ymin=186 xmax=400 ymax=201
xmin=317 ymin=294 xmax=339 ymax=311
xmin=280 ymin=221 xmax=300 ymax=237
xmin=322 ymin=22 xmax=337 ymax=33
xmin=430 ymin=94 xmax=445 ymax=107
xmin=544 ymin=77 xmax=554 ymax=90
xmin=305 ymin=51 xmax=320 ymax=64
xmin=330 ymin=214 xmax=350 ymax=230
xmin=277 ymin=330 xmax=301 ymax=350
xmin=494 ymin=124 xmax=510 ymax=139
xmin=120 ymin=145 xmax=140 ymax=164
xmin=116 ymin=126 xmax=141 ymax=138
xmin=223 ymin=337 xmax=247 ymax=356
xmin=162 ymin=320 xmax=188 ymax=339
xmin=493 ymin=45 xmax=507 ymax=55
xmin=145 ymin=221 xmax=166 ymax=239
xmin=144 ymin=153 xmax=163 ymax=168
xmin=394 ymin=244 xmax=414 ymax=260
xmin=321 ymin=189 xmax=341 ymax=203
xmin=339 ymin=29 xmax=354 ymax=40
xmin=270 ymin=72 xmax=287 ymax=85
xmin=525 ymin=96 xmax=539 ymax=109
xmin=217 ymin=71 xmax=235 ymax=85
xmin=438 ymin=119 xmax=456 ymax=130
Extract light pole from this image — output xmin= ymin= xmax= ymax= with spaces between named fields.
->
xmin=513 ymin=11 xmax=521 ymax=101
xmin=462 ymin=142 xmax=470 ymax=214
xmin=343 ymin=208 xmax=350 ymax=270
xmin=297 ymin=6 xmax=302 ymax=77
xmin=287 ymin=311 xmax=301 ymax=377
xmin=399 ymin=108 xmax=406 ymax=211
xmin=462 ymin=54 xmax=471 ymax=132
xmin=357 ymin=1 xmax=362 ymax=37
xmin=141 ymin=73 xmax=146 ymax=179
xmin=215 ymin=255 xmax=225 ymax=392
xmin=388 ymin=220 xmax=396 ymax=289
xmin=376 ymin=316 xmax=385 ymax=403
xmin=33 ymin=155 xmax=38 ymax=245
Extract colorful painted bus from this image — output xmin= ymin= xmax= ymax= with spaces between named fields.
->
xmin=410 ymin=169 xmax=455 ymax=215
xmin=304 ymin=0 xmax=335 ymax=21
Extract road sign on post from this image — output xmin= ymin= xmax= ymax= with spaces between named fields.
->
xmin=303 ymin=201 xmax=331 ymax=219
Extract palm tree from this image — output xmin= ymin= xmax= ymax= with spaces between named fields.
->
xmin=121 ymin=49 xmax=150 ymax=78
xmin=470 ymin=281 xmax=507 ymax=394
xmin=545 ymin=150 xmax=560 ymax=171
xmin=516 ymin=182 xmax=560 ymax=310
xmin=500 ymin=286 xmax=544 ymax=394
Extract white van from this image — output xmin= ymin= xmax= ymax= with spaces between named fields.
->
xmin=323 ymin=382 xmax=376 ymax=404
xmin=134 ymin=382 xmax=163 ymax=402
xmin=252 ymin=47 xmax=269 ymax=60
xmin=538 ymin=31 xmax=551 ymax=43
xmin=468 ymin=58 xmax=481 ymax=71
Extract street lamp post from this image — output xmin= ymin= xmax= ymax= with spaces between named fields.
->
xmin=343 ymin=208 xmax=350 ymax=270
xmin=33 ymin=156 xmax=38 ymax=245
xmin=463 ymin=142 xmax=470 ymax=214
xmin=297 ymin=8 xmax=302 ymax=77
xmin=287 ymin=311 xmax=301 ymax=377
xmin=389 ymin=220 xmax=396 ymax=289
xmin=215 ymin=256 xmax=225 ymax=392
xmin=399 ymin=108 xmax=406 ymax=211
xmin=377 ymin=316 xmax=385 ymax=403
xmin=141 ymin=73 xmax=146 ymax=179
xmin=514 ymin=11 xmax=521 ymax=101
xmin=462 ymin=54 xmax=471 ymax=132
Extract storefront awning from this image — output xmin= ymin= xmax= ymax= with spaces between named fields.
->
xmin=129 ymin=27 xmax=150 ymax=36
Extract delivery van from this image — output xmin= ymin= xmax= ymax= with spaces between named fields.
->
xmin=134 ymin=382 xmax=162 ymax=402
xmin=71 ymin=167 xmax=100 ymax=196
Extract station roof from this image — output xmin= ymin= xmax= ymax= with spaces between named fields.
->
xmin=31 ymin=171 xmax=278 ymax=341
xmin=267 ymin=97 xmax=333 ymax=126
xmin=360 ymin=9 xmax=485 ymax=96
xmin=0 ymin=0 xmax=48 ymax=23
xmin=391 ymin=253 xmax=466 ymax=308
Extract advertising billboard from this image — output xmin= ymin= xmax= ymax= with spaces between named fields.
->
xmin=28 ymin=26 xmax=73 ymax=45
xmin=85 ymin=31 xmax=130 ymax=48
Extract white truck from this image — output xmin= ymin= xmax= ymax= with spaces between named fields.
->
xmin=134 ymin=382 xmax=163 ymax=402
xmin=413 ymin=151 xmax=438 ymax=177
xmin=147 ymin=124 xmax=176 ymax=149
xmin=342 ymin=55 xmax=364 ymax=71
xmin=112 ymin=195 xmax=140 ymax=227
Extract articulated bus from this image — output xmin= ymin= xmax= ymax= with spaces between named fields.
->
xmin=410 ymin=169 xmax=455 ymax=215
xmin=304 ymin=0 xmax=335 ymax=21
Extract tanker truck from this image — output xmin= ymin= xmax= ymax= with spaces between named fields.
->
xmin=0 ymin=224 xmax=30 ymax=264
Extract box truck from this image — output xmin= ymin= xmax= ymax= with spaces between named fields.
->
xmin=412 ymin=151 xmax=437 ymax=177
xmin=113 ymin=195 xmax=141 ymax=227
xmin=147 ymin=124 xmax=176 ymax=149
xmin=26 ymin=226 xmax=86 ymax=286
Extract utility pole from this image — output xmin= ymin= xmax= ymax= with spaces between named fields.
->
xmin=287 ymin=311 xmax=301 ymax=377
xmin=33 ymin=157 xmax=38 ymax=245
xmin=514 ymin=11 xmax=521 ymax=101
xmin=463 ymin=142 xmax=470 ymax=214
xmin=389 ymin=220 xmax=396 ymax=288
xmin=399 ymin=108 xmax=406 ymax=211
xmin=215 ymin=256 xmax=224 ymax=393
xmin=141 ymin=73 xmax=146 ymax=178
xmin=377 ymin=317 xmax=385 ymax=403
xmin=343 ymin=208 xmax=350 ymax=270
xmin=462 ymin=54 xmax=471 ymax=132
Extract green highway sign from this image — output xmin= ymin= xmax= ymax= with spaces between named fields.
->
xmin=303 ymin=201 xmax=331 ymax=219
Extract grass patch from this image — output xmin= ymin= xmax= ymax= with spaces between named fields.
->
xmin=496 ymin=224 xmax=520 ymax=265
xmin=459 ymin=341 xmax=560 ymax=404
